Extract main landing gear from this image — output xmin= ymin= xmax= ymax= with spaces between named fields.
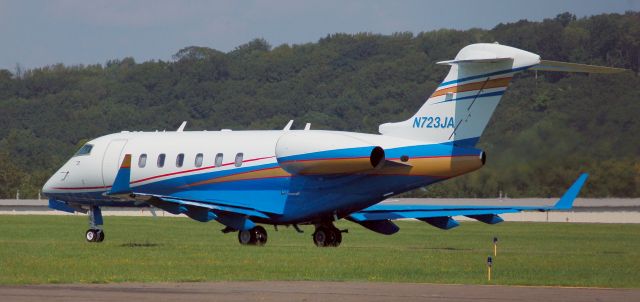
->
xmin=233 ymin=223 xmax=345 ymax=247
xmin=86 ymin=206 xmax=105 ymax=243
xmin=237 ymin=225 xmax=268 ymax=246
xmin=312 ymin=224 xmax=343 ymax=247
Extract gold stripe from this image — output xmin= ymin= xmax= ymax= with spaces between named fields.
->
xmin=183 ymin=167 xmax=291 ymax=187
xmin=120 ymin=154 xmax=132 ymax=169
xmin=183 ymin=156 xmax=482 ymax=188
xmin=371 ymin=156 xmax=482 ymax=178
xmin=431 ymin=77 xmax=512 ymax=98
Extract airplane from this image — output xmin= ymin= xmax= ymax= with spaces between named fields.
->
xmin=42 ymin=43 xmax=625 ymax=247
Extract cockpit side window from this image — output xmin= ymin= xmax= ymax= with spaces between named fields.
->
xmin=74 ymin=144 xmax=93 ymax=156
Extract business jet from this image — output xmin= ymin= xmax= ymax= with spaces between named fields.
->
xmin=42 ymin=43 xmax=623 ymax=247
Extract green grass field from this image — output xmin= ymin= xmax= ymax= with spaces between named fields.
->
xmin=0 ymin=215 xmax=638 ymax=287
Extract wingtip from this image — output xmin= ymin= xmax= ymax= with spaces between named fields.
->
xmin=553 ymin=173 xmax=589 ymax=210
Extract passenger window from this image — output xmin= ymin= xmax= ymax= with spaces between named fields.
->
xmin=157 ymin=154 xmax=165 ymax=168
xmin=138 ymin=154 xmax=147 ymax=168
xmin=234 ymin=153 xmax=244 ymax=167
xmin=195 ymin=153 xmax=203 ymax=167
xmin=215 ymin=153 xmax=223 ymax=167
xmin=176 ymin=153 xmax=184 ymax=168
xmin=74 ymin=144 xmax=93 ymax=156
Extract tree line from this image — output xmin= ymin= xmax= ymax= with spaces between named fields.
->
xmin=0 ymin=12 xmax=638 ymax=198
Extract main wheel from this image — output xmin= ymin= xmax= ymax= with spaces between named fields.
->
xmin=313 ymin=226 xmax=339 ymax=247
xmin=253 ymin=226 xmax=268 ymax=246
xmin=238 ymin=229 xmax=256 ymax=245
xmin=332 ymin=229 xmax=342 ymax=247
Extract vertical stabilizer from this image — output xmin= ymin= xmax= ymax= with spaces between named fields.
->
xmin=379 ymin=43 xmax=540 ymax=146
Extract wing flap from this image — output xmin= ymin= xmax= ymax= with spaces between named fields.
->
xmin=350 ymin=207 xmax=520 ymax=221
xmin=139 ymin=194 xmax=270 ymax=219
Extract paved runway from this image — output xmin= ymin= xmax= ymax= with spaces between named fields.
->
xmin=1 ymin=282 xmax=638 ymax=302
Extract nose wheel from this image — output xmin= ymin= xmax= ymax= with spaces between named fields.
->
xmin=86 ymin=206 xmax=105 ymax=243
xmin=238 ymin=226 xmax=268 ymax=246
xmin=86 ymin=229 xmax=105 ymax=242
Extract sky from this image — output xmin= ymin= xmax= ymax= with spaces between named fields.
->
xmin=0 ymin=0 xmax=638 ymax=71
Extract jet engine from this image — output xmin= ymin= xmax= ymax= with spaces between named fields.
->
xmin=275 ymin=132 xmax=385 ymax=175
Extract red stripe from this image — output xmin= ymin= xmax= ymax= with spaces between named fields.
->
xmin=52 ymin=155 xmax=275 ymax=190
xmin=52 ymin=185 xmax=111 ymax=190
xmin=131 ymin=155 xmax=275 ymax=184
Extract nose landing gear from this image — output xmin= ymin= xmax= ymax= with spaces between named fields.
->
xmin=86 ymin=229 xmax=104 ymax=242
xmin=86 ymin=206 xmax=105 ymax=243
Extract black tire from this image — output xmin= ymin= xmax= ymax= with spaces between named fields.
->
xmin=253 ymin=226 xmax=268 ymax=246
xmin=312 ymin=227 xmax=331 ymax=247
xmin=313 ymin=226 xmax=341 ymax=247
xmin=96 ymin=230 xmax=105 ymax=242
xmin=85 ymin=229 xmax=97 ymax=242
xmin=238 ymin=229 xmax=256 ymax=245
xmin=332 ymin=229 xmax=342 ymax=247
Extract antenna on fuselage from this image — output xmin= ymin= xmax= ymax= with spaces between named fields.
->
xmin=304 ymin=123 xmax=311 ymax=130
xmin=283 ymin=120 xmax=294 ymax=131
xmin=177 ymin=121 xmax=187 ymax=132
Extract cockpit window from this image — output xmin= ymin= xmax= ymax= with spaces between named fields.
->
xmin=74 ymin=144 xmax=93 ymax=156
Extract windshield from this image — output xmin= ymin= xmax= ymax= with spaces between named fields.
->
xmin=74 ymin=144 xmax=93 ymax=156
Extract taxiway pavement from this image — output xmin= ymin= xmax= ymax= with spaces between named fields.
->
xmin=1 ymin=281 xmax=638 ymax=302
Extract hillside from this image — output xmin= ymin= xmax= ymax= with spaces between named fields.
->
xmin=0 ymin=12 xmax=638 ymax=198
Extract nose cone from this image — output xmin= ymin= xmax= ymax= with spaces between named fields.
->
xmin=42 ymin=174 xmax=57 ymax=197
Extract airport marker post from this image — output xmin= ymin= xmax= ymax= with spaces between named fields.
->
xmin=493 ymin=237 xmax=498 ymax=256
xmin=487 ymin=256 xmax=493 ymax=281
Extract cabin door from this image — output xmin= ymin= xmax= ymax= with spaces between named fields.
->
xmin=101 ymin=139 xmax=128 ymax=187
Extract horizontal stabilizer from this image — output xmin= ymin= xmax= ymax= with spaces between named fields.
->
xmin=532 ymin=60 xmax=627 ymax=74
xmin=437 ymin=57 xmax=513 ymax=65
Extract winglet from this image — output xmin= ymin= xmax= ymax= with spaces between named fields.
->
xmin=551 ymin=173 xmax=589 ymax=210
xmin=108 ymin=154 xmax=132 ymax=195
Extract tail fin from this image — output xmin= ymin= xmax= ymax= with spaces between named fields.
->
xmin=379 ymin=43 xmax=626 ymax=147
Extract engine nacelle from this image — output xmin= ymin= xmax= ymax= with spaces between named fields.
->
xmin=275 ymin=132 xmax=385 ymax=175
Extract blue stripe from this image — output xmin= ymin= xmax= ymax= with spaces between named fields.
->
xmin=443 ymin=137 xmax=480 ymax=147
xmin=432 ymin=90 xmax=505 ymax=104
xmin=438 ymin=64 xmax=535 ymax=87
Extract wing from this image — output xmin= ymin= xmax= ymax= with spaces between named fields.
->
xmin=348 ymin=173 xmax=588 ymax=235
xmin=138 ymin=194 xmax=269 ymax=231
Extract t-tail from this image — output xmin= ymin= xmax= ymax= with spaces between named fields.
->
xmin=379 ymin=43 xmax=626 ymax=147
